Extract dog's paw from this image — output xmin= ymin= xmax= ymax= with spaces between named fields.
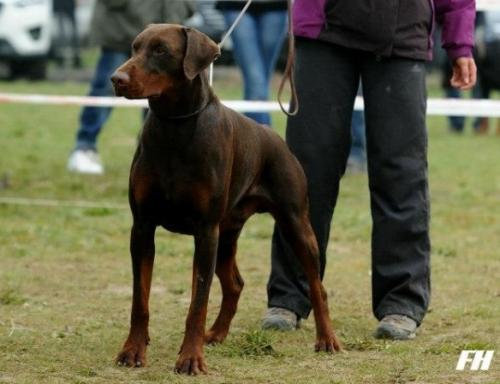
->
xmin=175 ymin=349 xmax=207 ymax=375
xmin=116 ymin=340 xmax=148 ymax=368
xmin=315 ymin=333 xmax=342 ymax=353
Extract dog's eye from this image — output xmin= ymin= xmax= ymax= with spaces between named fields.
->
xmin=132 ymin=41 xmax=141 ymax=53
xmin=152 ymin=45 xmax=166 ymax=56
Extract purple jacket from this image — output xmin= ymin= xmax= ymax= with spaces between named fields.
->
xmin=292 ymin=0 xmax=476 ymax=61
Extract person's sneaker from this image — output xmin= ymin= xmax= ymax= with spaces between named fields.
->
xmin=67 ymin=149 xmax=104 ymax=175
xmin=261 ymin=307 xmax=299 ymax=331
xmin=374 ymin=314 xmax=417 ymax=340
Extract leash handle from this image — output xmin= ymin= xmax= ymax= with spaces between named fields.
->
xmin=278 ymin=0 xmax=299 ymax=117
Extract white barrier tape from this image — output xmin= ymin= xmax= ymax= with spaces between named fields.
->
xmin=426 ymin=98 xmax=500 ymax=117
xmin=201 ymin=0 xmax=499 ymax=10
xmin=0 ymin=196 xmax=127 ymax=210
xmin=212 ymin=0 xmax=495 ymax=5
xmin=477 ymin=0 xmax=500 ymax=11
xmin=1 ymin=92 xmax=500 ymax=117
xmin=0 ymin=93 xmax=147 ymax=108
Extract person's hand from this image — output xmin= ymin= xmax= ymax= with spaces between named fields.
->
xmin=450 ymin=57 xmax=477 ymax=90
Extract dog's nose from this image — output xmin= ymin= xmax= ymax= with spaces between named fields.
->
xmin=111 ymin=71 xmax=130 ymax=88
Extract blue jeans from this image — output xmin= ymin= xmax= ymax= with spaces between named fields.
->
xmin=222 ymin=10 xmax=287 ymax=126
xmin=445 ymin=87 xmax=465 ymax=132
xmin=75 ymin=48 xmax=129 ymax=150
xmin=349 ymin=108 xmax=366 ymax=163
xmin=349 ymin=84 xmax=366 ymax=163
xmin=445 ymin=84 xmax=484 ymax=132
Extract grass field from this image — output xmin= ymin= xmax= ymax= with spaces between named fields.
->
xmin=0 ymin=65 xmax=499 ymax=383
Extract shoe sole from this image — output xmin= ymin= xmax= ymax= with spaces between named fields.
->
xmin=261 ymin=318 xmax=297 ymax=331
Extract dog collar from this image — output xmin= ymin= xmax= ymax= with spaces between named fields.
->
xmin=160 ymin=98 xmax=212 ymax=120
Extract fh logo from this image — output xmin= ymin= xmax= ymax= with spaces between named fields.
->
xmin=456 ymin=350 xmax=494 ymax=371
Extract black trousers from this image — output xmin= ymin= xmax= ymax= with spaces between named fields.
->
xmin=267 ymin=38 xmax=431 ymax=325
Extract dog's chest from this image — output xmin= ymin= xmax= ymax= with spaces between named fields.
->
xmin=131 ymin=146 xmax=224 ymax=234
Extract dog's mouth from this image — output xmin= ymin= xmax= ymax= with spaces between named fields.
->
xmin=113 ymin=84 xmax=155 ymax=100
xmin=112 ymin=84 xmax=127 ymax=98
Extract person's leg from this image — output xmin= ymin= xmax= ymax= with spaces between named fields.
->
xmin=67 ymin=8 xmax=82 ymax=68
xmin=75 ymin=48 xmax=129 ymax=150
xmin=445 ymin=87 xmax=465 ymax=132
xmin=256 ymin=10 xmax=287 ymax=84
xmin=349 ymin=111 xmax=366 ymax=158
xmin=266 ymin=40 xmax=360 ymax=320
xmin=361 ymin=57 xmax=430 ymax=328
xmin=256 ymin=10 xmax=287 ymax=127
xmin=222 ymin=11 xmax=269 ymax=125
xmin=442 ymin=62 xmax=465 ymax=132
xmin=473 ymin=81 xmax=490 ymax=133
xmin=54 ymin=12 xmax=66 ymax=67
xmin=347 ymin=86 xmax=366 ymax=173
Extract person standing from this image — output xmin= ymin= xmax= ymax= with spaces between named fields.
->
xmin=67 ymin=0 xmax=193 ymax=174
xmin=473 ymin=11 xmax=500 ymax=134
xmin=216 ymin=0 xmax=287 ymax=126
xmin=262 ymin=0 xmax=476 ymax=339
xmin=53 ymin=0 xmax=81 ymax=68
xmin=441 ymin=12 xmax=484 ymax=134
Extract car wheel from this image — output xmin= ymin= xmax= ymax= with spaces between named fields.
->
xmin=9 ymin=58 xmax=47 ymax=81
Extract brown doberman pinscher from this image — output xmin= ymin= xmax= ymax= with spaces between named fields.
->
xmin=111 ymin=24 xmax=341 ymax=375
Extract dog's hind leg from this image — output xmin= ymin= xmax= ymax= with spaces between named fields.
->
xmin=274 ymin=210 xmax=342 ymax=352
xmin=116 ymin=222 xmax=156 ymax=367
xmin=205 ymin=228 xmax=245 ymax=344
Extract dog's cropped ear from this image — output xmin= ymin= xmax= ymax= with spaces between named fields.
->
xmin=183 ymin=27 xmax=220 ymax=80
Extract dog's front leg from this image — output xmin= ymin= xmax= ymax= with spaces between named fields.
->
xmin=175 ymin=225 xmax=219 ymax=375
xmin=117 ymin=222 xmax=156 ymax=367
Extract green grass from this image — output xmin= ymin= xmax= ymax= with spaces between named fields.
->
xmin=0 ymin=62 xmax=499 ymax=383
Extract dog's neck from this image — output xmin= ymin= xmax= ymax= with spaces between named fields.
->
xmin=147 ymin=73 xmax=214 ymax=121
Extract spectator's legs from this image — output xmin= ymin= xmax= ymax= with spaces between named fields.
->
xmin=349 ymin=111 xmax=366 ymax=159
xmin=222 ymin=11 xmax=285 ymax=125
xmin=54 ymin=12 xmax=66 ymax=67
xmin=267 ymin=41 xmax=360 ymax=318
xmin=256 ymin=10 xmax=287 ymax=87
xmin=362 ymin=57 xmax=430 ymax=325
xmin=348 ymin=86 xmax=366 ymax=172
xmin=442 ymin=61 xmax=465 ymax=133
xmin=473 ymin=82 xmax=490 ymax=134
xmin=445 ymin=87 xmax=465 ymax=133
xmin=66 ymin=8 xmax=82 ymax=68
xmin=75 ymin=49 xmax=129 ymax=150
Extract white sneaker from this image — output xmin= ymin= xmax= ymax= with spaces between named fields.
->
xmin=67 ymin=149 xmax=104 ymax=175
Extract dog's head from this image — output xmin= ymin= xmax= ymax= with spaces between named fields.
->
xmin=111 ymin=24 xmax=220 ymax=99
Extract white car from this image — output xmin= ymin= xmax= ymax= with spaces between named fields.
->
xmin=0 ymin=0 xmax=52 ymax=79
